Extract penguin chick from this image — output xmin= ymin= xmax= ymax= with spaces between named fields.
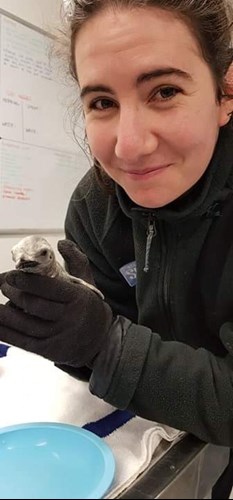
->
xmin=11 ymin=235 xmax=104 ymax=299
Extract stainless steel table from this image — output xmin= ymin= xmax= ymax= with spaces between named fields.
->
xmin=117 ymin=434 xmax=230 ymax=499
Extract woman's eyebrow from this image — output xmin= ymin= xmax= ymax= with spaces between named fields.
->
xmin=80 ymin=67 xmax=192 ymax=100
xmin=80 ymin=85 xmax=115 ymax=100
xmin=136 ymin=67 xmax=193 ymax=84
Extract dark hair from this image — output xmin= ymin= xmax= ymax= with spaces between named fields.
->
xmin=61 ymin=0 xmax=233 ymax=191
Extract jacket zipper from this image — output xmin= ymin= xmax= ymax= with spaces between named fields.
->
xmin=142 ymin=213 xmax=175 ymax=337
xmin=143 ymin=215 xmax=157 ymax=272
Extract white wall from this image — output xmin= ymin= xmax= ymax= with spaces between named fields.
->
xmin=0 ymin=0 xmax=64 ymax=301
xmin=0 ymin=0 xmax=61 ymax=31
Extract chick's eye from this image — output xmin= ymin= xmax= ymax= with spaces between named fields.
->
xmin=90 ymin=98 xmax=115 ymax=111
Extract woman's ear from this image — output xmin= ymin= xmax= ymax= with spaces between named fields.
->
xmin=219 ymin=63 xmax=233 ymax=126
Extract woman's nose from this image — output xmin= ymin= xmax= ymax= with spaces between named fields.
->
xmin=114 ymin=109 xmax=158 ymax=163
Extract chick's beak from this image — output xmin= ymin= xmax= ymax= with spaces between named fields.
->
xmin=16 ymin=259 xmax=39 ymax=270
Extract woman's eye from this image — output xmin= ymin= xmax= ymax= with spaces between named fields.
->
xmin=151 ymin=86 xmax=181 ymax=102
xmin=89 ymin=98 xmax=115 ymax=111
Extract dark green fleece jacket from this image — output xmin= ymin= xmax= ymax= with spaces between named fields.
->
xmin=64 ymin=123 xmax=233 ymax=447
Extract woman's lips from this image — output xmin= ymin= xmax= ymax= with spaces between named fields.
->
xmin=123 ymin=165 xmax=171 ymax=180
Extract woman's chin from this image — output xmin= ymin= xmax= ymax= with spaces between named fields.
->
xmin=125 ymin=190 xmax=174 ymax=209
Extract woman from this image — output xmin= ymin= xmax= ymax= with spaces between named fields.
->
xmin=0 ymin=0 xmax=233 ymax=496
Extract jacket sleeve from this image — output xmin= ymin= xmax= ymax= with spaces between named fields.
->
xmin=90 ymin=317 xmax=233 ymax=447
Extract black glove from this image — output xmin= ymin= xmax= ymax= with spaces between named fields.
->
xmin=220 ymin=322 xmax=233 ymax=356
xmin=57 ymin=239 xmax=97 ymax=286
xmin=0 ymin=240 xmax=113 ymax=367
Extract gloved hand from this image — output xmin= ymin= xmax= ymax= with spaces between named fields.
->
xmin=0 ymin=240 xmax=113 ymax=367
xmin=220 ymin=322 xmax=233 ymax=356
xmin=57 ymin=239 xmax=97 ymax=286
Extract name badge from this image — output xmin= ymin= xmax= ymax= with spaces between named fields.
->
xmin=119 ymin=261 xmax=137 ymax=287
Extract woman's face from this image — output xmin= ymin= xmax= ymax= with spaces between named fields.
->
xmin=75 ymin=7 xmax=230 ymax=208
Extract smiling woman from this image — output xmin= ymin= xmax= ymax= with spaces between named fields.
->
xmin=74 ymin=6 xmax=230 ymax=208
xmin=1 ymin=1 xmax=233 ymax=499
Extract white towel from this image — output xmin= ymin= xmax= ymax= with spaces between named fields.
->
xmin=0 ymin=345 xmax=184 ymax=498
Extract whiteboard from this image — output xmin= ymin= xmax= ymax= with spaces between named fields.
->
xmin=0 ymin=10 xmax=89 ymax=232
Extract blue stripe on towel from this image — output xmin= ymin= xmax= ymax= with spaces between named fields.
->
xmin=83 ymin=409 xmax=135 ymax=438
xmin=0 ymin=343 xmax=10 ymax=358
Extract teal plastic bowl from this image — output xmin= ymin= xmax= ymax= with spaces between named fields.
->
xmin=0 ymin=422 xmax=115 ymax=499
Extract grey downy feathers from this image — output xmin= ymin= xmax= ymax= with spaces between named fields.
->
xmin=11 ymin=235 xmax=104 ymax=299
